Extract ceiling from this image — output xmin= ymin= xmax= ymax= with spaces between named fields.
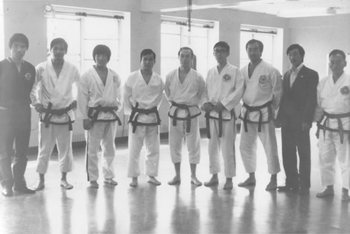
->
xmin=141 ymin=0 xmax=350 ymax=18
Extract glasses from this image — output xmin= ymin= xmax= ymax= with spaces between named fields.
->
xmin=214 ymin=49 xmax=227 ymax=54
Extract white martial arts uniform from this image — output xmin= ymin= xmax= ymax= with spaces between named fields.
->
xmin=240 ymin=60 xmax=282 ymax=175
xmin=31 ymin=60 xmax=80 ymax=174
xmin=202 ymin=63 xmax=244 ymax=178
xmin=124 ymin=70 xmax=164 ymax=178
xmin=165 ymin=68 xmax=205 ymax=164
xmin=316 ymin=72 xmax=350 ymax=190
xmin=78 ymin=67 xmax=122 ymax=182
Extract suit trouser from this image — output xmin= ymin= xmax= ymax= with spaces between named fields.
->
xmin=86 ymin=122 xmax=117 ymax=181
xmin=281 ymin=124 xmax=311 ymax=189
xmin=36 ymin=122 xmax=74 ymax=174
xmin=127 ymin=124 xmax=160 ymax=178
xmin=169 ymin=117 xmax=200 ymax=164
xmin=208 ymin=118 xmax=236 ymax=178
xmin=0 ymin=108 xmax=31 ymax=189
xmin=240 ymin=121 xmax=280 ymax=175
xmin=319 ymin=131 xmax=350 ymax=190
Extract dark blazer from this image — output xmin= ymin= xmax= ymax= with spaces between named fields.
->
xmin=277 ymin=65 xmax=319 ymax=128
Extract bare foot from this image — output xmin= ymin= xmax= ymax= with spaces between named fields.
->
xmin=60 ymin=180 xmax=73 ymax=190
xmin=266 ymin=180 xmax=277 ymax=191
xmin=89 ymin=181 xmax=99 ymax=188
xmin=191 ymin=176 xmax=202 ymax=186
xmin=223 ymin=180 xmax=233 ymax=190
xmin=148 ymin=176 xmax=161 ymax=186
xmin=341 ymin=188 xmax=350 ymax=202
xmin=130 ymin=178 xmax=138 ymax=187
xmin=35 ymin=181 xmax=45 ymax=191
xmin=104 ymin=179 xmax=118 ymax=186
xmin=168 ymin=176 xmax=181 ymax=185
xmin=316 ymin=187 xmax=334 ymax=198
xmin=204 ymin=177 xmax=219 ymax=187
xmin=238 ymin=177 xmax=256 ymax=187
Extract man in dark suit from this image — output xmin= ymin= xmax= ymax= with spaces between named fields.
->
xmin=276 ymin=44 xmax=318 ymax=194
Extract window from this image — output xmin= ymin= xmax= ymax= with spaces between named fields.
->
xmin=161 ymin=16 xmax=219 ymax=78
xmin=240 ymin=25 xmax=283 ymax=71
xmin=45 ymin=5 xmax=130 ymax=79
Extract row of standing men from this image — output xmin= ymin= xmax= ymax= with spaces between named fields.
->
xmin=0 ymin=33 xmax=349 ymax=202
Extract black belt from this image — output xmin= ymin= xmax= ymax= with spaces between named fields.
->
xmin=241 ymin=100 xmax=273 ymax=132
xmin=128 ymin=102 xmax=161 ymax=133
xmin=168 ymin=101 xmax=201 ymax=133
xmin=316 ymin=111 xmax=350 ymax=144
xmin=40 ymin=102 xmax=75 ymax=130
xmin=205 ymin=111 xmax=233 ymax=139
xmin=87 ymin=105 xmax=121 ymax=126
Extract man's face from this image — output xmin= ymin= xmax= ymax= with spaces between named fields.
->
xmin=51 ymin=43 xmax=67 ymax=61
xmin=247 ymin=42 xmax=262 ymax=63
xmin=179 ymin=49 xmax=192 ymax=68
xmin=329 ymin=53 xmax=346 ymax=75
xmin=141 ymin=53 xmax=155 ymax=71
xmin=288 ymin=48 xmax=303 ymax=68
xmin=213 ymin=46 xmax=229 ymax=63
xmin=10 ymin=41 xmax=27 ymax=61
xmin=95 ymin=54 xmax=109 ymax=67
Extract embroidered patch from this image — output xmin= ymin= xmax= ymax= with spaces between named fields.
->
xmin=259 ymin=75 xmax=267 ymax=83
xmin=223 ymin=74 xmax=231 ymax=82
xmin=24 ymin=73 xmax=32 ymax=81
xmin=340 ymin=86 xmax=350 ymax=95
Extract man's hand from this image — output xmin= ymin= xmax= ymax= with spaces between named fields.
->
xmin=83 ymin=119 xmax=93 ymax=130
xmin=213 ymin=102 xmax=226 ymax=112
xmin=302 ymin=122 xmax=312 ymax=131
xmin=202 ymin=102 xmax=213 ymax=113
xmin=34 ymin=103 xmax=44 ymax=113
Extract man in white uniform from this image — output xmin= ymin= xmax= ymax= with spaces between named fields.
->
xmin=239 ymin=39 xmax=282 ymax=191
xmin=202 ymin=41 xmax=244 ymax=190
xmin=315 ymin=49 xmax=350 ymax=201
xmin=124 ymin=49 xmax=164 ymax=187
xmin=31 ymin=38 xmax=80 ymax=190
xmin=78 ymin=45 xmax=122 ymax=188
xmin=165 ymin=47 xmax=205 ymax=186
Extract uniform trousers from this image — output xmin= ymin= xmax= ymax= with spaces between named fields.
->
xmin=36 ymin=122 xmax=74 ymax=174
xmin=208 ymin=118 xmax=236 ymax=178
xmin=0 ymin=108 xmax=31 ymax=189
xmin=127 ymin=125 xmax=159 ymax=178
xmin=319 ymin=131 xmax=350 ymax=190
xmin=86 ymin=122 xmax=117 ymax=181
xmin=240 ymin=121 xmax=280 ymax=174
xmin=169 ymin=117 xmax=200 ymax=164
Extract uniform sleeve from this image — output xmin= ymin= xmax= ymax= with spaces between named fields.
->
xmin=271 ymin=68 xmax=283 ymax=110
xmin=77 ymin=72 xmax=89 ymax=120
xmin=200 ymin=71 xmax=210 ymax=106
xmin=196 ymin=73 xmax=206 ymax=104
xmin=30 ymin=65 xmax=42 ymax=106
xmin=221 ymin=68 xmax=244 ymax=111
xmin=123 ymin=75 xmax=133 ymax=115
xmin=72 ymin=67 xmax=80 ymax=101
xmin=115 ymin=73 xmax=123 ymax=112
xmin=156 ymin=77 xmax=165 ymax=108
xmin=313 ymin=78 xmax=325 ymax=122
xmin=164 ymin=73 xmax=171 ymax=102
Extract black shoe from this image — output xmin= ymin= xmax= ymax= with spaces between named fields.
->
xmin=13 ymin=186 xmax=35 ymax=194
xmin=2 ymin=187 xmax=13 ymax=197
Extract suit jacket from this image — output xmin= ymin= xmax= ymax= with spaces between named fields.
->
xmin=277 ymin=65 xmax=319 ymax=128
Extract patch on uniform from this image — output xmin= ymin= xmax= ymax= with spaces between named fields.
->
xmin=340 ymin=86 xmax=350 ymax=95
xmin=223 ymin=74 xmax=231 ymax=82
xmin=259 ymin=75 xmax=267 ymax=83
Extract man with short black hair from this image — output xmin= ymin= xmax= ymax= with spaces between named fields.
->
xmin=239 ymin=39 xmax=282 ymax=191
xmin=31 ymin=38 xmax=80 ymax=190
xmin=202 ymin=41 xmax=244 ymax=190
xmin=315 ymin=49 xmax=350 ymax=201
xmin=277 ymin=44 xmax=319 ymax=194
xmin=124 ymin=49 xmax=164 ymax=187
xmin=78 ymin=44 xmax=122 ymax=188
xmin=0 ymin=33 xmax=36 ymax=196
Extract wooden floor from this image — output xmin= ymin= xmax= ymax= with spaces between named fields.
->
xmin=1 ymin=127 xmax=349 ymax=234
